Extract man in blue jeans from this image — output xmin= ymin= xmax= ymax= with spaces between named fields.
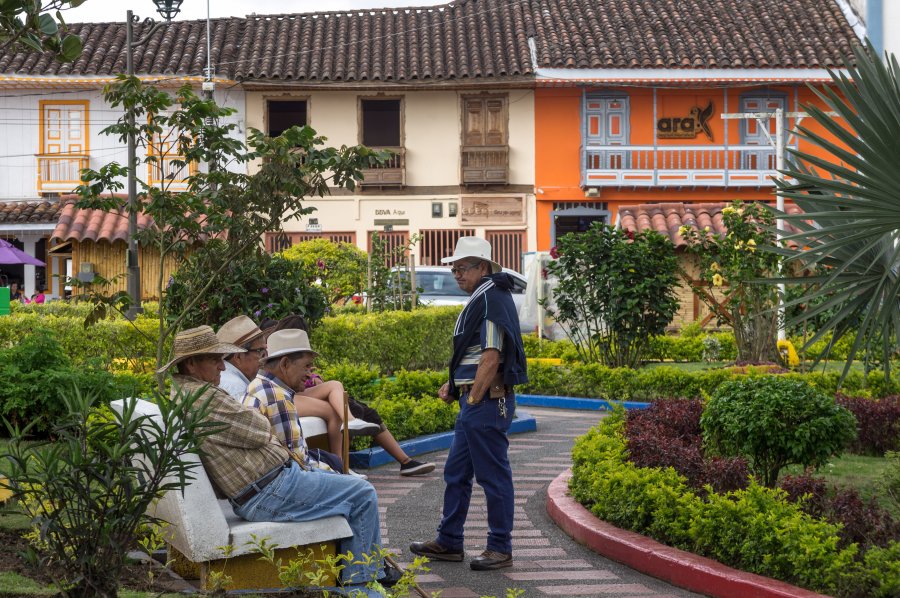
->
xmin=410 ymin=237 xmax=528 ymax=571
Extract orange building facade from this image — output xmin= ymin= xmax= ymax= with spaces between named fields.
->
xmin=533 ymin=79 xmax=843 ymax=250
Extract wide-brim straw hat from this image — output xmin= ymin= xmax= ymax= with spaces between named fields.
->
xmin=265 ymin=329 xmax=319 ymax=361
xmin=440 ymin=236 xmax=502 ymax=273
xmin=217 ymin=315 xmax=265 ymax=347
xmin=157 ymin=325 xmax=246 ymax=374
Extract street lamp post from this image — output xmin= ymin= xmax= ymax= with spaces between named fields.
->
xmin=124 ymin=0 xmax=184 ymax=320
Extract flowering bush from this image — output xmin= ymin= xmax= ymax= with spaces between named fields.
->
xmin=280 ymin=238 xmax=368 ymax=305
xmin=546 ymin=223 xmax=680 ymax=367
xmin=680 ymin=201 xmax=784 ymax=363
xmin=163 ymin=245 xmax=327 ymax=330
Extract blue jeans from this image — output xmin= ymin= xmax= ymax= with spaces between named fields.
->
xmin=436 ymin=393 xmax=516 ymax=554
xmin=232 ymin=461 xmax=383 ymax=584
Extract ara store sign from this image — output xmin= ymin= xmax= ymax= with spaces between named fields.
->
xmin=657 ymin=101 xmax=714 ymax=141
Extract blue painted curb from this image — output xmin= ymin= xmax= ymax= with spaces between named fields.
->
xmin=350 ymin=409 xmax=538 ymax=469
xmin=516 ymin=394 xmax=650 ymax=411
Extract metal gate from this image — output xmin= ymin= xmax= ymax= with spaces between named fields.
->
xmin=368 ymin=230 xmax=410 ymax=268
xmin=419 ymin=229 xmax=474 ymax=266
xmin=486 ymin=230 xmax=525 ymax=272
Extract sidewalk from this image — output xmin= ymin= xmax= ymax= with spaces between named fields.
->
xmin=367 ymin=406 xmax=699 ymax=597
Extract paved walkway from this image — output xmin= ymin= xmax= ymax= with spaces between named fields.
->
xmin=365 ymin=407 xmax=699 ymax=598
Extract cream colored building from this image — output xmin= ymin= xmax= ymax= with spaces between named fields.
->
xmin=244 ymin=88 xmax=535 ymax=271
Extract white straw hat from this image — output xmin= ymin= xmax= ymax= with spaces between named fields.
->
xmin=266 ymin=329 xmax=319 ymax=361
xmin=440 ymin=236 xmax=501 ymax=273
xmin=157 ymin=325 xmax=246 ymax=374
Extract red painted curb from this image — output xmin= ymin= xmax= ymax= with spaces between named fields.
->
xmin=546 ymin=469 xmax=830 ymax=598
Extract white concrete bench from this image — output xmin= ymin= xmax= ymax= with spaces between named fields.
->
xmin=110 ymin=398 xmax=353 ymax=590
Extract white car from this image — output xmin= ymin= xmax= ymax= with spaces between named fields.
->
xmin=401 ymin=266 xmax=528 ymax=312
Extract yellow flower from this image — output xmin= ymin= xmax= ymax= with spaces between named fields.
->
xmin=722 ymin=206 xmax=735 ymax=215
xmin=712 ymin=273 xmax=724 ymax=287
xmin=746 ymin=239 xmax=757 ymax=252
xmin=678 ymin=225 xmax=691 ymax=237
xmin=704 ymin=226 xmax=711 ymax=233
xmin=777 ymin=339 xmax=800 ymax=367
xmin=710 ymin=262 xmax=721 ymax=272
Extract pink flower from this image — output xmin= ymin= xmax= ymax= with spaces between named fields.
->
xmin=549 ymin=246 xmax=559 ymax=259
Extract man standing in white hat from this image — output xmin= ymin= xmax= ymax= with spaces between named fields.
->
xmin=410 ymin=236 xmax=528 ymax=571
xmin=216 ymin=315 xmax=268 ymax=399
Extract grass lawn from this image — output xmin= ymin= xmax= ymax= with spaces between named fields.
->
xmin=783 ymin=453 xmax=896 ymax=516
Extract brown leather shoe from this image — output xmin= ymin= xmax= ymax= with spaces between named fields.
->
xmin=409 ymin=540 xmax=464 ymax=562
xmin=470 ymin=549 xmax=513 ymax=570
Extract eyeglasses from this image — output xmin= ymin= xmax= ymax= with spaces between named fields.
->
xmin=245 ymin=347 xmax=268 ymax=357
xmin=450 ymin=263 xmax=479 ymax=276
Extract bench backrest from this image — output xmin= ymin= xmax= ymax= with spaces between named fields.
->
xmin=110 ymin=398 xmax=232 ymax=562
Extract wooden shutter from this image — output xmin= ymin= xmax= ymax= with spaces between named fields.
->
xmin=463 ymin=96 xmax=508 ymax=147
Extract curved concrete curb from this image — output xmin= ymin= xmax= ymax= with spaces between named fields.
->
xmin=546 ymin=470 xmax=828 ymax=598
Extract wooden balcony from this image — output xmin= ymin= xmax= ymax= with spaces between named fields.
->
xmin=583 ymin=144 xmax=785 ymax=188
xmin=461 ymin=145 xmax=509 ymax=185
xmin=36 ymin=153 xmax=89 ymax=193
xmin=360 ymin=147 xmax=405 ymax=188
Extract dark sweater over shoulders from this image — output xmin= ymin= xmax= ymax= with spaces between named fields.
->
xmin=449 ymin=273 xmax=528 ymax=397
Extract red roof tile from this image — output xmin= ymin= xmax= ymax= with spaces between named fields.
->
xmin=529 ymin=0 xmax=858 ymax=70
xmin=52 ymin=199 xmax=154 ymax=244
xmin=0 ymin=200 xmax=63 ymax=224
xmin=618 ymin=202 xmax=803 ymax=248
xmin=0 ymin=1 xmax=858 ymax=81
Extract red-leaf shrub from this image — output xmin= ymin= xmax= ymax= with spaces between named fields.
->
xmin=836 ymin=395 xmax=900 ymax=455
xmin=780 ymin=474 xmax=900 ymax=549
xmin=626 ymin=399 xmax=748 ymax=494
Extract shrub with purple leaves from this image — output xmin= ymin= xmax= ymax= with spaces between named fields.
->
xmin=625 ymin=399 xmax=749 ymax=494
xmin=836 ymin=395 xmax=900 ymax=456
xmin=780 ymin=474 xmax=900 ymax=550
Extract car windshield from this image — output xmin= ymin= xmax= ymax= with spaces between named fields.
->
xmin=416 ymin=272 xmax=468 ymax=296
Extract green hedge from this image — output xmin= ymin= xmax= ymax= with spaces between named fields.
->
xmin=311 ymin=306 xmax=460 ymax=373
xmin=521 ymin=362 xmax=900 ymax=400
xmin=0 ymin=312 xmax=161 ymax=367
xmin=529 ymin=331 xmax=857 ymax=363
xmin=569 ymin=412 xmax=898 ymax=597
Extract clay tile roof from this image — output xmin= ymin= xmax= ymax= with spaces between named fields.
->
xmin=52 ymin=198 xmax=154 ymax=244
xmin=0 ymin=200 xmax=63 ymax=224
xmin=529 ymin=0 xmax=858 ymax=70
xmin=618 ymin=202 xmax=804 ymax=248
xmin=233 ymin=0 xmax=534 ymax=82
xmin=0 ymin=18 xmax=240 ymax=78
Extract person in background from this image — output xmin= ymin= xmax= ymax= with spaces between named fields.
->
xmin=216 ymin=315 xmax=269 ymax=399
xmin=9 ymin=283 xmax=22 ymax=302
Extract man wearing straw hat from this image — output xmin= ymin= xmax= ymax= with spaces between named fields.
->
xmin=410 ymin=236 xmax=528 ymax=571
xmin=162 ymin=326 xmax=396 ymax=594
xmin=215 ymin=315 xmax=268 ymax=399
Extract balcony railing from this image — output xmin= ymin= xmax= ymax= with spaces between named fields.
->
xmin=360 ymin=147 xmax=405 ymax=188
xmin=36 ymin=153 xmax=89 ymax=193
xmin=461 ymin=145 xmax=509 ymax=185
xmin=583 ymin=144 xmax=789 ymax=187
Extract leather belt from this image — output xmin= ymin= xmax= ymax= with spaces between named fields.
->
xmin=230 ymin=461 xmax=291 ymax=507
xmin=457 ymin=384 xmax=512 ymax=398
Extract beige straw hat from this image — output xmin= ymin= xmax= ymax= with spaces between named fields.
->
xmin=157 ymin=325 xmax=246 ymax=374
xmin=217 ymin=315 xmax=265 ymax=347
xmin=265 ymin=329 xmax=319 ymax=361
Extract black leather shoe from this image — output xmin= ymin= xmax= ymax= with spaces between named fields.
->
xmin=470 ymin=550 xmax=513 ymax=571
xmin=409 ymin=540 xmax=464 ymax=562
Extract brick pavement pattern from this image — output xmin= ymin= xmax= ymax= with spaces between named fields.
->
xmin=366 ymin=407 xmax=698 ymax=597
